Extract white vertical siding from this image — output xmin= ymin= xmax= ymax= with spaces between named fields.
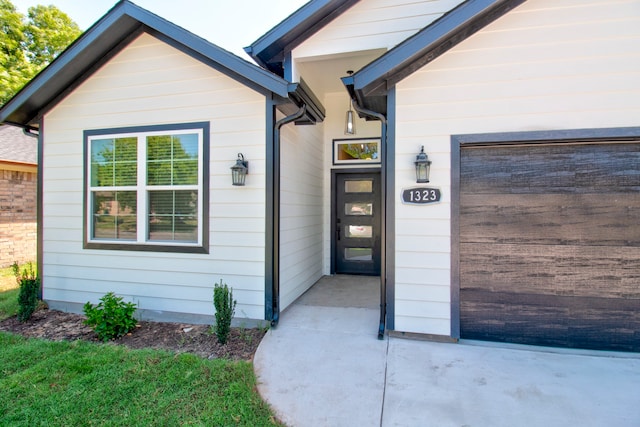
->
xmin=394 ymin=0 xmax=640 ymax=335
xmin=292 ymin=0 xmax=465 ymax=60
xmin=279 ymin=117 xmax=325 ymax=309
xmin=42 ymin=33 xmax=267 ymax=321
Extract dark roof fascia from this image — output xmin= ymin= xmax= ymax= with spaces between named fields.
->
xmin=245 ymin=0 xmax=359 ymax=75
xmin=0 ymin=0 xmax=292 ymax=127
xmin=286 ymin=79 xmax=326 ymax=124
xmin=0 ymin=1 xmax=140 ymax=127
xmin=347 ymin=0 xmax=527 ymax=112
xmin=342 ymin=75 xmax=387 ymax=118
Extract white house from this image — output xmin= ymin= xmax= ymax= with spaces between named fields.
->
xmin=1 ymin=0 xmax=638 ymax=352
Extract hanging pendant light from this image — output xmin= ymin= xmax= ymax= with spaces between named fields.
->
xmin=344 ymin=70 xmax=356 ymax=135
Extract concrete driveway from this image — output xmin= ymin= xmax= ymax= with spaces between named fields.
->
xmin=254 ymin=278 xmax=640 ymax=426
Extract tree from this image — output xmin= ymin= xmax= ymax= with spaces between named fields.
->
xmin=0 ymin=0 xmax=81 ymax=105
xmin=24 ymin=4 xmax=81 ymax=67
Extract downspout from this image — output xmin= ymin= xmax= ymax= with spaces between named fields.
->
xmin=270 ymin=104 xmax=307 ymax=327
xmin=351 ymin=100 xmax=388 ymax=340
xmin=11 ymin=124 xmax=42 ymax=299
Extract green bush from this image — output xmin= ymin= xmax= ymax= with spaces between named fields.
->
xmin=213 ymin=280 xmax=236 ymax=345
xmin=83 ymin=292 xmax=137 ymax=342
xmin=12 ymin=262 xmax=40 ymax=322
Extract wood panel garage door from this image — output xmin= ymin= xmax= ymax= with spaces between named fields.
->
xmin=459 ymin=141 xmax=640 ymax=352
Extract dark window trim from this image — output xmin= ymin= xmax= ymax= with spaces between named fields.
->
xmin=83 ymin=121 xmax=210 ymax=254
xmin=450 ymin=126 xmax=640 ymax=339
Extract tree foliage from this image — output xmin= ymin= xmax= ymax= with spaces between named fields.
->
xmin=0 ymin=0 xmax=81 ymax=105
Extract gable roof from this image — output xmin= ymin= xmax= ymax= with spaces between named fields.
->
xmin=0 ymin=125 xmax=37 ymax=165
xmin=0 ymin=0 xmax=324 ymax=129
xmin=343 ymin=0 xmax=527 ymax=114
xmin=245 ymin=0 xmax=358 ymax=76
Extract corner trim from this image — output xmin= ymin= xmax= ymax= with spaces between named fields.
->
xmin=385 ymin=87 xmax=396 ymax=331
xmin=265 ymin=97 xmax=276 ymax=322
xmin=450 ymin=135 xmax=461 ymax=339
xmin=37 ymin=119 xmax=44 ymax=299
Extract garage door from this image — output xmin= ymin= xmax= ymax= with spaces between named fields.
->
xmin=459 ymin=141 xmax=640 ymax=352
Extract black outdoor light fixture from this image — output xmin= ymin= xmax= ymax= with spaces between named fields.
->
xmin=231 ymin=153 xmax=248 ymax=186
xmin=344 ymin=70 xmax=356 ymax=135
xmin=414 ymin=146 xmax=432 ymax=183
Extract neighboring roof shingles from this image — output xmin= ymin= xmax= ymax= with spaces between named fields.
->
xmin=0 ymin=125 xmax=37 ymax=165
xmin=0 ymin=0 xmax=294 ymax=128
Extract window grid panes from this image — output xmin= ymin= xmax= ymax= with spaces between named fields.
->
xmin=346 ymin=225 xmax=372 ymax=238
xmin=148 ymin=190 xmax=198 ymax=242
xmin=147 ymin=134 xmax=198 ymax=186
xmin=345 ymin=202 xmax=373 ymax=216
xmin=91 ymin=137 xmax=137 ymax=187
xmin=88 ymin=127 xmax=203 ymax=246
xmin=92 ymin=191 xmax=137 ymax=240
xmin=344 ymin=180 xmax=372 ymax=193
xmin=344 ymin=248 xmax=373 ymax=261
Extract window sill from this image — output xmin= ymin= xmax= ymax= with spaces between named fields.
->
xmin=84 ymin=242 xmax=208 ymax=254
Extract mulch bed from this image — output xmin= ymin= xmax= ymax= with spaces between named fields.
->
xmin=0 ymin=307 xmax=266 ymax=361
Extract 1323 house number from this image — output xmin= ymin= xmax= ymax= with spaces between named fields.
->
xmin=402 ymin=187 xmax=441 ymax=205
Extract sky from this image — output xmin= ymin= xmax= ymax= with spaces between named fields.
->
xmin=11 ymin=0 xmax=309 ymax=58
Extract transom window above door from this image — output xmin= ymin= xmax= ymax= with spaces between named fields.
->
xmin=84 ymin=122 xmax=209 ymax=253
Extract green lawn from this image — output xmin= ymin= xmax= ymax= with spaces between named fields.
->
xmin=0 ymin=332 xmax=280 ymax=426
xmin=1 ymin=262 xmax=28 ymax=320
xmin=0 ymin=266 xmax=17 ymax=292
xmin=0 ymin=288 xmax=19 ymax=321
xmin=0 ymin=266 xmax=278 ymax=425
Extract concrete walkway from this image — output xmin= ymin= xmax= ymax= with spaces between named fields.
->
xmin=254 ymin=276 xmax=640 ymax=426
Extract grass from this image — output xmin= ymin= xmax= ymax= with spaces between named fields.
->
xmin=0 ymin=264 xmax=19 ymax=292
xmin=0 ymin=263 xmax=279 ymax=425
xmin=0 ymin=262 xmax=27 ymax=321
xmin=0 ymin=289 xmax=19 ymax=321
xmin=0 ymin=332 xmax=280 ymax=426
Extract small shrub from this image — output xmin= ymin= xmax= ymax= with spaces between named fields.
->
xmin=213 ymin=279 xmax=236 ymax=345
xmin=12 ymin=262 xmax=40 ymax=322
xmin=83 ymin=292 xmax=137 ymax=342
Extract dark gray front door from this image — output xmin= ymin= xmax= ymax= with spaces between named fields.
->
xmin=333 ymin=172 xmax=381 ymax=275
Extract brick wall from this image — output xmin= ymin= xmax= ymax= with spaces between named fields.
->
xmin=0 ymin=169 xmax=37 ymax=267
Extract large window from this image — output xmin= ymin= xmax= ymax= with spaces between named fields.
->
xmin=84 ymin=123 xmax=209 ymax=252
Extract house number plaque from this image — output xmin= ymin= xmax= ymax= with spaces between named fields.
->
xmin=402 ymin=187 xmax=441 ymax=205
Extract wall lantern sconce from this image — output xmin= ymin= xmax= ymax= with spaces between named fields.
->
xmin=414 ymin=146 xmax=432 ymax=183
xmin=344 ymin=70 xmax=356 ymax=135
xmin=231 ymin=153 xmax=248 ymax=186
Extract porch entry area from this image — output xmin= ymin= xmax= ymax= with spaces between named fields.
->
xmin=295 ymin=275 xmax=379 ymax=309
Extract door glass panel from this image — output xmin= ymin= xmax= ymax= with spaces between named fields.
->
xmin=346 ymin=225 xmax=372 ymax=238
xmin=344 ymin=248 xmax=372 ymax=261
xmin=345 ymin=180 xmax=372 ymax=193
xmin=345 ymin=202 xmax=373 ymax=216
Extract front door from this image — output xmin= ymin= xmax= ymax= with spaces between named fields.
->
xmin=333 ymin=172 xmax=381 ymax=275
